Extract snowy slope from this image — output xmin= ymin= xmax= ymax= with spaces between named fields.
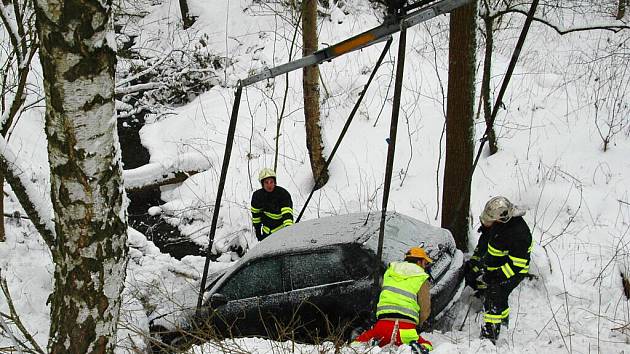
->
xmin=1 ymin=0 xmax=629 ymax=353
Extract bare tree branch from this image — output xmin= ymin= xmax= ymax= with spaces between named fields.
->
xmin=0 ymin=3 xmax=24 ymax=63
xmin=0 ymin=270 xmax=46 ymax=354
xmin=116 ymin=49 xmax=174 ymax=87
xmin=491 ymin=8 xmax=630 ymax=34
xmin=0 ymin=136 xmax=55 ymax=247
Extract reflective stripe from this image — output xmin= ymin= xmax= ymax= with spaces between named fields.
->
xmin=252 ymin=217 xmax=261 ymax=223
xmin=488 ymin=244 xmax=508 ymax=257
xmin=509 ymin=255 xmax=528 ymax=267
xmin=519 ymin=266 xmax=529 ymax=274
xmin=376 ymin=305 xmax=418 ymax=319
xmin=399 ymin=328 xmax=419 ymax=344
xmin=471 ymin=255 xmax=480 ymax=261
xmin=264 ymin=211 xmax=283 ymax=220
xmin=528 ymin=239 xmax=534 ymax=252
xmin=484 ymin=313 xmax=502 ymax=324
xmin=270 ymin=224 xmax=287 ymax=233
xmin=472 ymin=265 xmax=480 ymax=272
xmin=281 ymin=207 xmax=293 ymax=215
xmin=485 ymin=307 xmax=510 ymax=323
xmin=422 ymin=343 xmax=433 ymax=351
xmin=262 ymin=222 xmax=292 ymax=235
xmin=382 ymin=286 xmax=417 ymax=300
xmin=486 ymin=266 xmax=499 ymax=271
xmin=251 ymin=207 xmax=261 ymax=213
xmin=501 ymin=263 xmax=515 ymax=278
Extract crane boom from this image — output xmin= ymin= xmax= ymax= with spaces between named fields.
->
xmin=240 ymin=0 xmax=472 ymax=87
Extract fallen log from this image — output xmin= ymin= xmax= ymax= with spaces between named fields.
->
xmin=123 ymin=155 xmax=212 ymax=192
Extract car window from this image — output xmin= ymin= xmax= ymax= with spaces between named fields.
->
xmin=342 ymin=245 xmax=379 ymax=279
xmin=218 ymin=257 xmax=283 ymax=300
xmin=285 ymin=248 xmax=352 ymax=290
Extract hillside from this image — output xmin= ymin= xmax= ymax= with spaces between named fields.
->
xmin=1 ymin=0 xmax=629 ymax=353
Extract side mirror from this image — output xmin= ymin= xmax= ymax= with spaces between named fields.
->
xmin=209 ymin=293 xmax=228 ymax=308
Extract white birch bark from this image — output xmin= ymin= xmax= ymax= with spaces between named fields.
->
xmin=33 ymin=0 xmax=128 ymax=352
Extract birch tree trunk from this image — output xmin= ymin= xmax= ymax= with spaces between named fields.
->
xmin=441 ymin=0 xmax=477 ymax=252
xmin=33 ymin=0 xmax=128 ymax=352
xmin=303 ymin=0 xmax=329 ymax=190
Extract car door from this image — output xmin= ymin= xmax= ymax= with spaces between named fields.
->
xmin=283 ymin=244 xmax=379 ymax=339
xmin=211 ymin=256 xmax=287 ymax=338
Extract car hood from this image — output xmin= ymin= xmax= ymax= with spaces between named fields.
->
xmin=241 ymin=211 xmax=455 ymax=264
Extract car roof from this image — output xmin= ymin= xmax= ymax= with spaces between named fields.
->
xmin=241 ymin=211 xmax=454 ymax=264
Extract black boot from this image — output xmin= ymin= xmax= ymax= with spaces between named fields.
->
xmin=480 ymin=322 xmax=500 ymax=343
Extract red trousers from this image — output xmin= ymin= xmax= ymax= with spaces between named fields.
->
xmin=354 ymin=319 xmax=432 ymax=348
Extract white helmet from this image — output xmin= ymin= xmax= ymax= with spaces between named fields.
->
xmin=258 ymin=168 xmax=276 ymax=183
xmin=480 ymin=196 xmax=524 ymax=225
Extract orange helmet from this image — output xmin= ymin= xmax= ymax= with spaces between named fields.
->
xmin=405 ymin=246 xmax=433 ymax=263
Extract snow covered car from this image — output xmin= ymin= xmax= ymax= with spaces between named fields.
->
xmin=154 ymin=211 xmax=463 ymax=347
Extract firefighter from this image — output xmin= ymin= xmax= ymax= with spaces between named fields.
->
xmin=250 ymin=168 xmax=293 ymax=241
xmin=464 ymin=196 xmax=532 ymax=342
xmin=353 ymin=247 xmax=434 ymax=354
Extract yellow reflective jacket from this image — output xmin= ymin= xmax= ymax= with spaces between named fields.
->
xmin=376 ymin=261 xmax=429 ymax=324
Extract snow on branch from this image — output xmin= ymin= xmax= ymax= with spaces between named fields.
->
xmin=0 ymin=136 xmax=55 ymax=246
xmin=0 ymin=3 xmax=24 ymax=64
xmin=123 ymin=152 xmax=212 ymax=192
xmin=115 ymin=82 xmax=164 ymax=95
xmin=116 ymin=49 xmax=174 ymax=87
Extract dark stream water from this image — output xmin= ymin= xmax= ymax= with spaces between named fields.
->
xmin=118 ymin=115 xmax=205 ymax=259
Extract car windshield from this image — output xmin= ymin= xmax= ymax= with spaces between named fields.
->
xmin=364 ymin=213 xmax=453 ymax=264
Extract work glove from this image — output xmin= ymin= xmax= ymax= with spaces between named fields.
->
xmin=464 ymin=259 xmax=483 ymax=289
xmin=475 ymin=276 xmax=487 ymax=290
xmin=482 ymin=269 xmax=501 ymax=285
xmin=473 ymin=277 xmax=487 ymax=298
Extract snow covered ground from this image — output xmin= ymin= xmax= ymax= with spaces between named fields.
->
xmin=1 ymin=0 xmax=629 ymax=353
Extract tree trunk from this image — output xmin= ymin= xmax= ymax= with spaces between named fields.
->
xmin=0 ymin=174 xmax=4 ymax=242
xmin=303 ymin=0 xmax=329 ymax=190
xmin=33 ymin=0 xmax=128 ymax=352
xmin=441 ymin=0 xmax=477 ymax=252
xmin=179 ymin=0 xmax=195 ymax=29
xmin=481 ymin=14 xmax=498 ymax=155
xmin=617 ymin=0 xmax=627 ymax=19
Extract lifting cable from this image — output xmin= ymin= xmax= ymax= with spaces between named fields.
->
xmin=196 ymin=85 xmax=243 ymax=311
xmin=445 ymin=0 xmax=540 ymax=235
xmin=377 ymin=22 xmax=408 ymax=270
xmin=296 ymin=38 xmax=394 ymax=222
xmin=370 ymin=8 xmax=410 ymax=313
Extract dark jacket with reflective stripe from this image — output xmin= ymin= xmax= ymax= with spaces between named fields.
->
xmin=251 ymin=186 xmax=293 ymax=237
xmin=476 ymin=216 xmax=532 ymax=282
